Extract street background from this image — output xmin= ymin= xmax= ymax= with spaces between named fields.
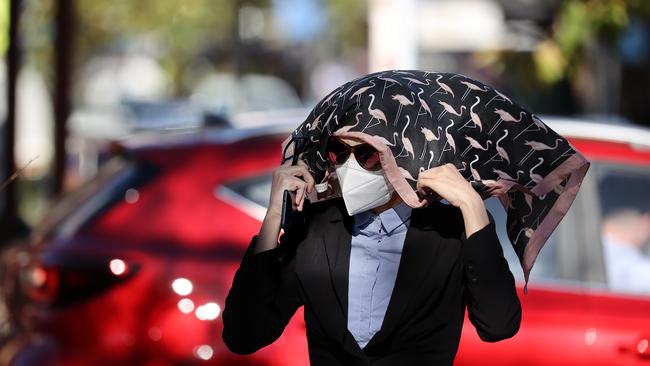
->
xmin=0 ymin=1 xmax=649 ymax=365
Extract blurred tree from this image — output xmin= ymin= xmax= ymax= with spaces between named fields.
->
xmin=76 ymin=0 xmax=249 ymax=96
xmin=484 ymin=0 xmax=650 ymax=121
xmin=0 ymin=0 xmax=8 ymax=54
xmin=20 ymin=0 xmax=54 ymax=85
xmin=20 ymin=0 xmax=370 ymax=99
xmin=22 ymin=0 xmax=269 ymax=96
xmin=328 ymin=0 xmax=367 ymax=52
xmin=545 ymin=0 xmax=649 ymax=82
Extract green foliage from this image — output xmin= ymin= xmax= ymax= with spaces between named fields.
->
xmin=0 ymin=0 xmax=8 ymax=55
xmin=484 ymin=0 xmax=650 ymax=88
xmin=549 ymin=0 xmax=650 ymax=80
xmin=19 ymin=0 xmax=369 ymax=96
xmin=20 ymin=0 xmax=55 ymax=86
xmin=554 ymin=0 xmax=627 ymax=70
xmin=328 ymin=0 xmax=368 ymax=51
xmin=21 ymin=0 xmax=265 ymax=95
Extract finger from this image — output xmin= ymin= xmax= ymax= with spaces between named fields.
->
xmin=296 ymin=161 xmax=315 ymax=193
xmin=418 ymin=167 xmax=440 ymax=179
xmin=287 ymin=165 xmax=316 ymax=193
xmin=415 ymin=178 xmax=430 ymax=196
xmin=417 ymin=176 xmax=442 ymax=195
xmin=281 ymin=176 xmax=305 ymax=206
xmin=416 ymin=175 xmax=436 ymax=190
xmin=282 ymin=176 xmax=305 ymax=193
xmin=294 ymin=182 xmax=307 ymax=211
xmin=419 ymin=175 xmax=455 ymax=189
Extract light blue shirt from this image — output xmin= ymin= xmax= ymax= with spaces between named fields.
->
xmin=347 ymin=201 xmax=412 ymax=349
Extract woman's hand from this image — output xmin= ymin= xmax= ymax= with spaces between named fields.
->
xmin=267 ymin=162 xmax=315 ymax=217
xmin=417 ymin=163 xmax=489 ymax=238
xmin=255 ymin=162 xmax=315 ymax=254
xmin=416 ymin=163 xmax=478 ymax=208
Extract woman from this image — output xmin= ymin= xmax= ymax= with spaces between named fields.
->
xmin=222 ymin=70 xmax=588 ymax=365
xmin=222 ymin=139 xmax=520 ymax=365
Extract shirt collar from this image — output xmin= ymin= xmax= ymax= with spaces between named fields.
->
xmin=352 ymin=201 xmax=412 ymax=235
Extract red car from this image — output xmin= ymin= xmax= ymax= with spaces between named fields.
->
xmin=1 ymin=116 xmax=649 ymax=366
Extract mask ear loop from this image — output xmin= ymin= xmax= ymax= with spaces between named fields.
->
xmin=315 ymin=136 xmax=338 ymax=193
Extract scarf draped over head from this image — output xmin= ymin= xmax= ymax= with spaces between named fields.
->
xmin=281 ymin=70 xmax=590 ymax=293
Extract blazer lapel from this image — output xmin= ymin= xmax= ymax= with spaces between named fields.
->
xmin=322 ymin=206 xmax=353 ymax=324
xmin=363 ymin=207 xmax=441 ymax=352
xmin=294 ymin=201 xmax=367 ymax=357
xmin=323 ymin=224 xmax=371 ymax=358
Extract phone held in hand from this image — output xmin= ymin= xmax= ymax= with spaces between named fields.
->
xmin=280 ymin=189 xmax=293 ymax=232
xmin=280 ymin=135 xmax=310 ymax=233
xmin=280 ymin=189 xmax=308 ymax=233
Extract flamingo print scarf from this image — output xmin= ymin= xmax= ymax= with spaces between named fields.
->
xmin=281 ymin=70 xmax=590 ymax=293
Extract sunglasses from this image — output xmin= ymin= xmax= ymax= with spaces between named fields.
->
xmin=327 ymin=138 xmax=381 ymax=171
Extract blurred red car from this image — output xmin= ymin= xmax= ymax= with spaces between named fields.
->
xmin=0 ymin=123 xmax=306 ymax=366
xmin=1 ymin=116 xmax=650 ymax=366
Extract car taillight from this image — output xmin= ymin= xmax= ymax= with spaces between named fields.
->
xmin=20 ymin=258 xmax=139 ymax=306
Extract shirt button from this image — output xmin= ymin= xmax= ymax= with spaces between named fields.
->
xmin=467 ymin=264 xmax=475 ymax=273
xmin=470 ymin=277 xmax=478 ymax=284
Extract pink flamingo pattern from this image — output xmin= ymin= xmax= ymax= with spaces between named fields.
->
xmin=414 ymin=88 xmax=433 ymax=127
xmin=484 ymin=129 xmax=510 ymax=165
xmin=437 ymin=119 xmax=456 ymax=162
xmin=284 ymin=69 xmax=591 ymax=291
xmin=437 ymin=101 xmax=465 ymax=121
xmin=431 ymin=74 xmax=455 ymax=98
xmin=361 ymin=94 xmax=388 ymax=132
xmin=459 ymin=80 xmax=487 ymax=101
xmin=392 ymin=92 xmax=415 ymax=126
xmin=456 ymin=96 xmax=483 ymax=132
xmin=519 ymin=138 xmax=564 ymax=165
xmin=396 ymin=115 xmax=415 ymax=159
xmin=488 ymin=109 xmax=526 ymax=135
xmin=419 ymin=126 xmax=442 ymax=160
xmin=513 ymin=114 xmax=548 ymax=140
xmin=460 ymin=135 xmax=492 ymax=158
xmin=378 ymin=76 xmax=402 ymax=98
xmin=351 ymin=80 xmax=376 ymax=109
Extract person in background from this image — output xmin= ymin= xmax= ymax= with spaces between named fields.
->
xmin=601 ymin=207 xmax=650 ymax=294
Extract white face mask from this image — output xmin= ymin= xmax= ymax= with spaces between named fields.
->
xmin=335 ymin=155 xmax=394 ymax=216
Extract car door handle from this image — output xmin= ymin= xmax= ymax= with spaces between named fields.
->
xmin=618 ymin=336 xmax=650 ymax=360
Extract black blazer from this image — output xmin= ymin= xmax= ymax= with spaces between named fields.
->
xmin=222 ymin=198 xmax=521 ymax=366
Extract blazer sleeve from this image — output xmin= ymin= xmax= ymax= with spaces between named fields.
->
xmin=461 ymin=210 xmax=522 ymax=342
xmin=221 ymin=234 xmax=303 ymax=355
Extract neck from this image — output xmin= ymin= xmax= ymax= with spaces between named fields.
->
xmin=372 ymin=192 xmax=403 ymax=214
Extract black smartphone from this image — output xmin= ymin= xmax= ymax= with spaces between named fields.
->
xmin=280 ymin=189 xmax=294 ymax=232
xmin=280 ymin=188 xmax=309 ymax=233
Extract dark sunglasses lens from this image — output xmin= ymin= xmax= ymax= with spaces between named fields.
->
xmin=355 ymin=145 xmax=381 ymax=171
xmin=328 ymin=140 xmax=350 ymax=165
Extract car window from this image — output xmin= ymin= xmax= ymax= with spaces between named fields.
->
xmin=222 ymin=173 xmax=273 ymax=209
xmin=596 ymin=164 xmax=650 ymax=296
